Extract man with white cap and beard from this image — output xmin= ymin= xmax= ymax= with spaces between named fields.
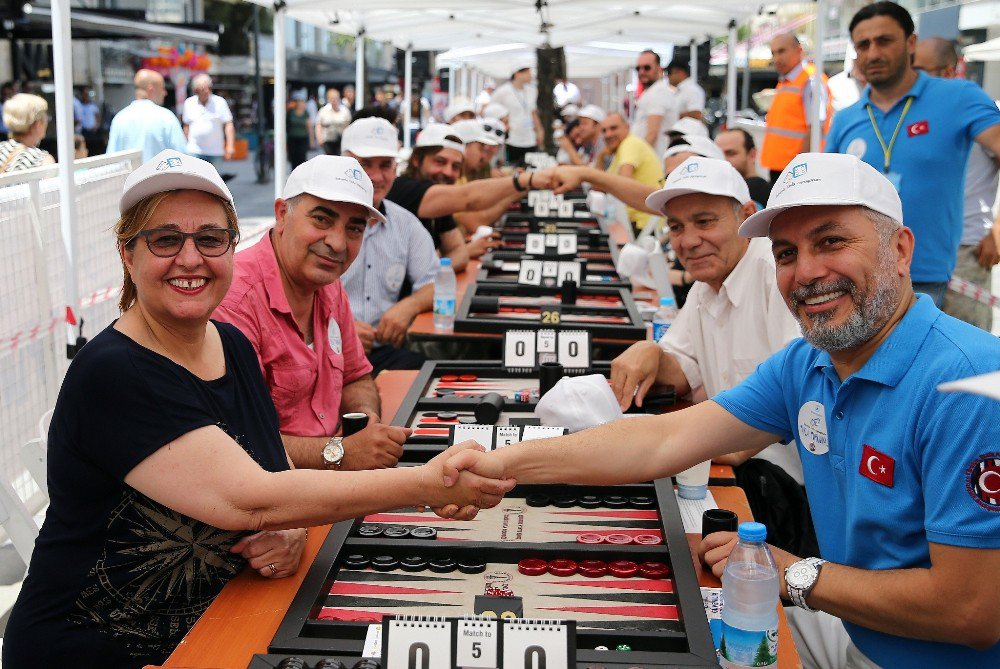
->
xmin=444 ymin=152 xmax=1000 ymax=668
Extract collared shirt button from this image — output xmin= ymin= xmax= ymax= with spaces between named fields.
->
xmin=835 ymin=411 xmax=844 ymax=420
xmin=319 ymin=413 xmax=325 ymax=419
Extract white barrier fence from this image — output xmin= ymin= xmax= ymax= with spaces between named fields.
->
xmin=0 ymin=150 xmax=141 ymax=513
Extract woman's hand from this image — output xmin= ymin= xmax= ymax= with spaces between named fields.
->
xmin=421 ymin=442 xmax=515 ymax=517
xmin=231 ymin=528 xmax=308 ymax=579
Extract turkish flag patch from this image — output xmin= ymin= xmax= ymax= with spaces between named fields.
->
xmin=967 ymin=454 xmax=1000 ymax=511
xmin=860 ymin=444 xmax=895 ymax=487
xmin=907 ymin=120 xmax=929 ymax=137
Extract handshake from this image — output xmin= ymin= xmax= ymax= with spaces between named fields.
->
xmin=419 ymin=441 xmax=513 ymax=520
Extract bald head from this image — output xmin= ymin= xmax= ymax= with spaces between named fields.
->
xmin=914 ymin=37 xmax=958 ymax=78
xmin=134 ymin=69 xmax=167 ymax=105
xmin=770 ymin=33 xmax=803 ymax=77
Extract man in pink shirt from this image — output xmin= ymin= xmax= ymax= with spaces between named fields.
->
xmin=216 ymin=156 xmax=408 ymax=470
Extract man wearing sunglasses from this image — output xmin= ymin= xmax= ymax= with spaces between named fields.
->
xmin=632 ymin=49 xmax=679 ymax=158
xmin=215 ymin=156 xmax=409 ymax=472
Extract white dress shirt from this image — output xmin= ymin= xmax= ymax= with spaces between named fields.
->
xmin=660 ymin=237 xmax=804 ymax=483
xmin=676 ymin=77 xmax=707 ymax=116
xmin=632 ymin=78 xmax=679 ymax=158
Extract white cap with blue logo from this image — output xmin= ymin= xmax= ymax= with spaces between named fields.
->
xmin=739 ymin=152 xmax=903 ymax=238
xmin=645 ymin=156 xmax=751 ymax=214
xmin=282 ymin=155 xmax=387 ymax=224
xmin=341 ymin=117 xmax=400 ymax=158
xmin=119 ymin=149 xmax=233 ymax=214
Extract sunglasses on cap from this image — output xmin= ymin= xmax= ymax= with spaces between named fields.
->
xmin=130 ymin=228 xmax=239 ymax=258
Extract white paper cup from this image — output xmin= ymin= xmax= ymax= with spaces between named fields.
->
xmin=676 ymin=460 xmax=711 ymax=499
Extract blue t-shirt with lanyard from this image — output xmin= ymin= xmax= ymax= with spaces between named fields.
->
xmin=825 ymin=71 xmax=1000 ymax=283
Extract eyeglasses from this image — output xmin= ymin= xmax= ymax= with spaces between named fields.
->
xmin=635 ymin=64 xmax=655 ymax=72
xmin=131 ymin=228 xmax=238 ymax=258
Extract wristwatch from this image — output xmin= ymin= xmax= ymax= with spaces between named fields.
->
xmin=322 ymin=436 xmax=345 ymax=469
xmin=785 ymin=557 xmax=826 ymax=611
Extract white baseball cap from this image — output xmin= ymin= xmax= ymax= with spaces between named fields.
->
xmin=482 ymin=102 xmax=509 ymax=120
xmin=481 ymin=117 xmax=506 ymax=144
xmin=646 ymin=157 xmax=751 ymax=214
xmin=663 ymin=134 xmax=724 ymax=160
xmin=450 ymin=119 xmax=494 ymax=146
xmin=120 ymin=149 xmax=233 ymax=214
xmin=444 ymin=98 xmax=476 ymax=123
xmin=282 ymin=155 xmax=387 ymax=224
xmin=577 ymin=104 xmax=606 ymax=124
xmin=561 ymin=104 xmax=580 ymax=119
xmin=535 ymin=374 xmax=623 ymax=432
xmin=739 ymin=152 xmax=903 ymax=238
xmin=341 ymin=117 xmax=400 ymax=158
xmin=415 ymin=123 xmax=465 ymax=154
xmin=669 ymin=117 xmax=709 ymax=137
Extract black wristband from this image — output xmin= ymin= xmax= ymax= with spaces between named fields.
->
xmin=513 ymin=173 xmax=527 ymax=192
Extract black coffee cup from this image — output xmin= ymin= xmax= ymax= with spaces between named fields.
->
xmin=701 ymin=508 xmax=739 ymax=538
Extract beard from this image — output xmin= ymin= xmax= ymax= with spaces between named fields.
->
xmin=788 ymin=241 xmax=900 ymax=352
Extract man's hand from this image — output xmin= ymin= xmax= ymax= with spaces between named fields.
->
xmin=231 ymin=528 xmax=307 ymax=578
xmin=610 ymin=341 xmax=663 ymax=410
xmin=976 ymin=231 xmax=1000 ymax=268
xmin=466 ymin=234 xmax=501 ymax=258
xmin=440 ymin=440 xmax=508 ymax=487
xmin=224 ymin=144 xmax=235 ymax=161
xmin=354 ymin=320 xmax=375 ymax=354
xmin=423 ymin=442 xmax=515 ymax=513
xmin=341 ymin=423 xmax=408 ymax=470
xmin=376 ymin=303 xmax=418 ymax=348
xmin=550 ymin=165 xmax=588 ymax=194
xmin=529 ymin=168 xmax=556 ymax=191
xmin=699 ymin=530 xmax=800 ymax=596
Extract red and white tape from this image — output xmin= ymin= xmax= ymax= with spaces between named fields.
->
xmin=948 ymin=277 xmax=1000 ymax=309
xmin=0 ymin=317 xmax=59 ymax=354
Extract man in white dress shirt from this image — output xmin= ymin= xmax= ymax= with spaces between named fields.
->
xmin=182 ymin=74 xmax=235 ymax=168
xmin=609 ymin=156 xmax=813 ymax=553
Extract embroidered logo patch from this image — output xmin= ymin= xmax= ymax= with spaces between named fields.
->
xmin=907 ymin=120 xmax=929 ymax=137
xmin=967 ymin=454 xmax=1000 ymax=511
xmin=860 ymin=444 xmax=894 ymax=487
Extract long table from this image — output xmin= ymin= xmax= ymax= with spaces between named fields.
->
xmin=153 ymin=370 xmax=798 ymax=669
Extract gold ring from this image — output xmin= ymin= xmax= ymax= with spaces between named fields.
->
xmin=267 ymin=563 xmax=277 ymax=575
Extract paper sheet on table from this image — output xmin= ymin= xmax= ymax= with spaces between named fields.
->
xmin=363 ymin=623 xmax=383 ymax=657
xmin=673 ymin=489 xmax=719 ymax=534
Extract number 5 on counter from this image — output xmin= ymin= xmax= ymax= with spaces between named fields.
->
xmin=456 ymin=618 xmax=498 ymax=669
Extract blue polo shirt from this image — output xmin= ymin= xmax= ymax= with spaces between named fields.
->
xmin=825 ymin=72 xmax=1000 ymax=283
xmin=715 ymin=296 xmax=1000 ymax=667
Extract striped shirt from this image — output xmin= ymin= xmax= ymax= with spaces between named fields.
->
xmin=342 ymin=199 xmax=438 ymax=328
xmin=0 ymin=140 xmax=49 ymax=173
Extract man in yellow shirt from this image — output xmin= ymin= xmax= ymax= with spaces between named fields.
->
xmin=602 ymin=112 xmax=665 ymax=229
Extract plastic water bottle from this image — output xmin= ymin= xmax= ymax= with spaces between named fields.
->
xmin=433 ymin=258 xmax=457 ymax=331
xmin=720 ymin=522 xmax=779 ymax=668
xmin=652 ymin=296 xmax=677 ymax=343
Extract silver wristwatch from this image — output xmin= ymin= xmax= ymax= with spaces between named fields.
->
xmin=785 ymin=557 xmax=826 ymax=611
xmin=322 ymin=436 xmax=345 ymax=469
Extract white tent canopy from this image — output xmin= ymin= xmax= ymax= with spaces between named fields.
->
xmin=437 ymin=42 xmax=669 ymax=80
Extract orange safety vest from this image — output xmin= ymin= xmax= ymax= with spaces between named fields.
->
xmin=761 ymin=63 xmax=834 ymax=171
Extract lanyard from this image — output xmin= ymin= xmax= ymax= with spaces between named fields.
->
xmin=865 ymin=96 xmax=914 ymax=173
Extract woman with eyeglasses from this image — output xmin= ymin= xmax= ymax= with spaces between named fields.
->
xmin=0 ymin=93 xmax=54 ymax=173
xmin=2 ymin=150 xmax=513 ymax=669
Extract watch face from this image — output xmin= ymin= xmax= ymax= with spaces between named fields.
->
xmin=323 ymin=439 xmax=344 ymax=465
xmin=787 ymin=562 xmax=817 ymax=589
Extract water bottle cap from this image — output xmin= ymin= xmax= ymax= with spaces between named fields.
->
xmin=737 ymin=521 xmax=767 ymax=542
xmin=659 ymin=297 xmax=674 ymax=307
xmin=440 ymin=258 xmax=452 ymax=266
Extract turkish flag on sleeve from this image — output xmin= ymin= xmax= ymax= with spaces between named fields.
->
xmin=860 ymin=444 xmax=895 ymax=487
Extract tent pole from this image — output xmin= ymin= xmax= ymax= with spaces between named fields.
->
xmin=727 ymin=20 xmax=738 ymax=127
xmin=811 ymin=0 xmax=827 ymax=151
xmin=52 ymin=0 xmax=80 ymax=354
xmin=274 ymin=6 xmax=287 ymax=197
xmin=403 ymin=45 xmax=413 ymax=149
xmin=448 ymin=66 xmax=456 ymax=101
xmin=355 ymin=32 xmax=365 ymax=111
xmin=690 ymin=39 xmax=698 ymax=85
